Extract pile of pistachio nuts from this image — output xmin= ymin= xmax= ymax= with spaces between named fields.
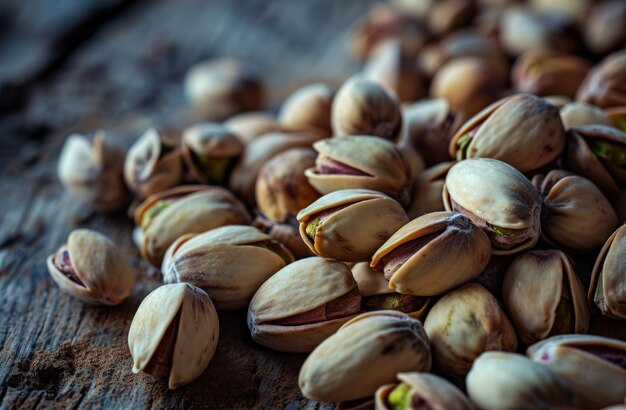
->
xmin=49 ymin=0 xmax=626 ymax=408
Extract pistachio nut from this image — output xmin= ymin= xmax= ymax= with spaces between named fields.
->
xmin=443 ymin=158 xmax=542 ymax=255
xmin=331 ymin=75 xmax=402 ymax=141
xmin=427 ymin=0 xmax=477 ymax=37
xmin=248 ymin=257 xmax=360 ymax=353
xmin=128 ymin=283 xmax=219 ymax=390
xmin=407 ymin=162 xmax=454 ymax=219
xmin=184 ymin=58 xmax=264 ymax=120
xmin=502 ymin=249 xmax=589 ymax=345
xmin=467 ymin=352 xmax=575 ymax=410
xmin=474 ymin=254 xmax=511 ymax=299
xmin=527 ymin=334 xmax=626 ymax=409
xmin=530 ymin=0 xmax=591 ymax=23
xmin=46 ymin=229 xmax=134 ymax=305
xmin=560 ymin=102 xmax=612 ymax=130
xmin=255 ymin=148 xmax=320 ymax=223
xmin=375 ymin=372 xmax=475 ymax=410
xmin=180 ymin=123 xmax=243 ymax=185
xmin=57 ymin=131 xmax=128 ymax=211
xmin=253 ymin=216 xmax=314 ymax=259
xmin=299 ymin=311 xmax=431 ymax=403
xmin=585 ymin=0 xmax=626 ymax=55
xmin=134 ymin=185 xmax=251 ymax=266
xmin=589 ymin=224 xmax=626 ymax=319
xmin=449 ymin=94 xmax=565 ymax=172
xmin=278 ymin=83 xmax=333 ymax=137
xmin=533 ymin=170 xmax=618 ymax=253
xmin=370 ymin=211 xmax=491 ymax=296
xmin=424 ymin=283 xmax=517 ymax=377
xmin=162 ymin=225 xmax=293 ymax=310
xmin=297 ymin=189 xmax=409 ymax=262
xmin=123 ymin=129 xmax=182 ymax=199
xmin=223 ymin=111 xmax=280 ymax=145
xmin=304 ymin=136 xmax=411 ymax=198
xmin=578 ymin=50 xmax=626 ymax=109
xmin=606 ymin=106 xmax=626 ymax=133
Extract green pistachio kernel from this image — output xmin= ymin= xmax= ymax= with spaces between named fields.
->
xmin=588 ymin=139 xmax=626 ymax=183
xmin=305 ymin=216 xmax=321 ymax=242
xmin=141 ymin=200 xmax=171 ymax=229
xmin=388 ymin=383 xmax=412 ymax=410
xmin=194 ymin=154 xmax=233 ymax=184
xmin=456 ymin=133 xmax=473 ymax=160
xmin=549 ymin=297 xmax=574 ymax=336
xmin=362 ymin=294 xmax=426 ymax=313
xmin=487 ymin=223 xmax=524 ymax=237
xmin=265 ymin=240 xmax=292 ymax=264
xmin=614 ymin=118 xmax=626 ymax=133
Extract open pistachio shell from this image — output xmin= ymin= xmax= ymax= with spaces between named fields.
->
xmin=134 ymin=185 xmax=251 ymax=267
xmin=407 ymin=161 xmax=454 ymax=219
xmin=297 ymin=189 xmax=409 ymax=262
xmin=577 ymin=50 xmax=626 ymax=109
xmin=46 ymin=229 xmax=134 ymax=306
xmin=371 ymin=211 xmax=491 ymax=296
xmin=128 ymin=283 xmax=219 ymax=390
xmin=162 ymin=225 xmax=293 ymax=310
xmin=527 ymin=334 xmax=626 ymax=409
xmin=424 ymin=283 xmax=517 ymax=377
xmin=467 ymin=352 xmax=575 ymax=410
xmin=443 ymin=158 xmax=542 ymax=255
xmin=502 ymin=250 xmax=589 ymax=345
xmin=560 ymin=102 xmax=612 ymax=130
xmin=248 ymin=257 xmax=360 ymax=353
xmin=589 ymin=224 xmax=626 ymax=319
xmin=278 ymin=83 xmax=333 ymax=137
xmin=298 ymin=311 xmax=431 ymax=403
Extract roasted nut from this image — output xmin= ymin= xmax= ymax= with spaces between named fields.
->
xmin=162 ymin=225 xmax=293 ymax=310
xmin=449 ymin=94 xmax=565 ymax=172
xmin=527 ymin=334 xmax=626 ymax=409
xmin=533 ymin=170 xmax=618 ymax=253
xmin=396 ymin=141 xmax=426 ymax=184
xmin=278 ymin=83 xmax=333 ymax=137
xmin=248 ymin=257 xmax=360 ymax=353
xmin=124 ymin=129 xmax=182 ymax=199
xmin=586 ymin=1 xmax=626 ymax=56
xmin=134 ymin=185 xmax=250 ymax=266
xmin=502 ymin=249 xmax=589 ymax=345
xmin=46 ymin=229 xmax=134 ymax=305
xmin=299 ymin=311 xmax=431 ymax=403
xmin=331 ymin=75 xmax=402 ymax=141
xmin=223 ymin=111 xmax=280 ymax=145
xmin=560 ymin=102 xmax=612 ymax=130
xmin=128 ymin=283 xmax=219 ymax=389
xmin=424 ymin=283 xmax=517 ymax=377
xmin=529 ymin=0 xmax=591 ymax=23
xmin=467 ymin=351 xmax=575 ymax=410
xmin=578 ymin=51 xmax=626 ymax=109
xmin=375 ymin=372 xmax=476 ymax=410
xmin=297 ymin=189 xmax=409 ymax=262
xmin=253 ymin=216 xmax=314 ymax=259
xmin=184 ymin=58 xmax=263 ymax=120
xmin=57 ymin=131 xmax=128 ymax=211
xmin=589 ymin=224 xmax=626 ymax=319
xmin=407 ymin=162 xmax=454 ymax=219
xmin=427 ymin=0 xmax=477 ymax=37
xmin=443 ymin=158 xmax=542 ymax=255
xmin=371 ymin=212 xmax=491 ymax=296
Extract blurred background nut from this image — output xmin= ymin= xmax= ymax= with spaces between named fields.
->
xmin=128 ymin=283 xmax=219 ymax=390
xmin=424 ymin=283 xmax=517 ymax=377
xmin=370 ymin=211 xmax=491 ymax=296
xmin=577 ymin=51 xmax=626 ymax=109
xmin=248 ymin=257 xmax=360 ymax=353
xmin=297 ymin=189 xmax=409 ymax=262
xmin=426 ymin=0 xmax=477 ymax=37
xmin=527 ymin=335 xmax=626 ymax=409
xmin=278 ymin=83 xmax=333 ymax=137
xmin=184 ymin=57 xmax=264 ymax=120
xmin=124 ymin=129 xmax=182 ymax=199
xmin=560 ymin=102 xmax=611 ymax=130
xmin=331 ymin=75 xmax=402 ymax=141
xmin=589 ymin=224 xmax=626 ymax=320
xmin=46 ymin=229 xmax=134 ymax=306
xmin=585 ymin=0 xmax=626 ymax=56
xmin=606 ymin=107 xmax=626 ymax=133
xmin=223 ymin=111 xmax=280 ymax=145
xmin=57 ymin=131 xmax=129 ymax=212
xmin=467 ymin=351 xmax=575 ymax=410
xmin=298 ymin=311 xmax=431 ymax=403
xmin=407 ymin=162 xmax=454 ymax=219
xmin=181 ymin=123 xmax=243 ymax=185
xmin=502 ymin=249 xmax=589 ymax=346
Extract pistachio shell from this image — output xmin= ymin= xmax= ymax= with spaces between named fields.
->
xmin=589 ymin=224 xmax=626 ymax=319
xmin=223 ymin=111 xmax=280 ymax=145
xmin=407 ymin=162 xmax=454 ymax=219
xmin=577 ymin=50 xmax=626 ymax=109
xmin=278 ymin=83 xmax=333 ymax=137
xmin=253 ymin=216 xmax=314 ymax=259
xmin=560 ymin=102 xmax=612 ymax=130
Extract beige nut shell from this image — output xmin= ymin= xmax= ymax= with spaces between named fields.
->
xmin=589 ymin=224 xmax=626 ymax=319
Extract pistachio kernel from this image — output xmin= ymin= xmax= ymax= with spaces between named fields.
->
xmin=53 ymin=246 xmax=85 ymax=287
xmin=141 ymin=200 xmax=172 ymax=229
xmin=455 ymin=125 xmax=480 ymax=160
xmin=614 ymin=118 xmax=626 ymax=133
xmin=587 ymin=139 xmax=626 ymax=183
xmin=487 ymin=223 xmax=525 ymax=237
xmin=362 ymin=293 xmax=427 ymax=314
xmin=192 ymin=154 xmax=234 ymax=184
xmin=388 ymin=383 xmax=411 ymax=410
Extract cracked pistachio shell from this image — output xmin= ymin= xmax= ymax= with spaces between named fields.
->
xmin=247 ymin=257 xmax=359 ymax=353
xmin=223 ymin=111 xmax=280 ymax=145
xmin=424 ymin=283 xmax=517 ymax=377
xmin=527 ymin=335 xmax=626 ymax=409
xmin=407 ymin=162 xmax=454 ymax=219
xmin=57 ymin=131 xmax=128 ymax=211
xmin=449 ymin=94 xmax=565 ymax=172
xmin=305 ymin=136 xmax=411 ymax=197
xmin=278 ymin=83 xmax=333 ymax=137
xmin=502 ymin=250 xmax=589 ymax=346
xmin=181 ymin=123 xmax=243 ymax=185
xmin=331 ymin=75 xmax=402 ymax=141
xmin=534 ymin=170 xmax=618 ymax=253
xmin=46 ymin=229 xmax=134 ymax=305
xmin=162 ymin=225 xmax=293 ymax=310
xmin=297 ymin=189 xmax=409 ymax=262
xmin=578 ymin=50 xmax=626 ymax=109
xmin=590 ymin=224 xmax=626 ymax=319
xmin=134 ymin=185 xmax=251 ymax=267
xmin=371 ymin=211 xmax=491 ymax=296
xmin=299 ymin=311 xmax=431 ymax=403
xmin=564 ymin=124 xmax=626 ymax=194
xmin=123 ymin=129 xmax=182 ymax=198
xmin=467 ymin=352 xmax=575 ymax=410
xmin=443 ymin=158 xmax=542 ymax=255
xmin=375 ymin=372 xmax=475 ymax=410
xmin=128 ymin=283 xmax=218 ymax=390
xmin=560 ymin=102 xmax=612 ymax=130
